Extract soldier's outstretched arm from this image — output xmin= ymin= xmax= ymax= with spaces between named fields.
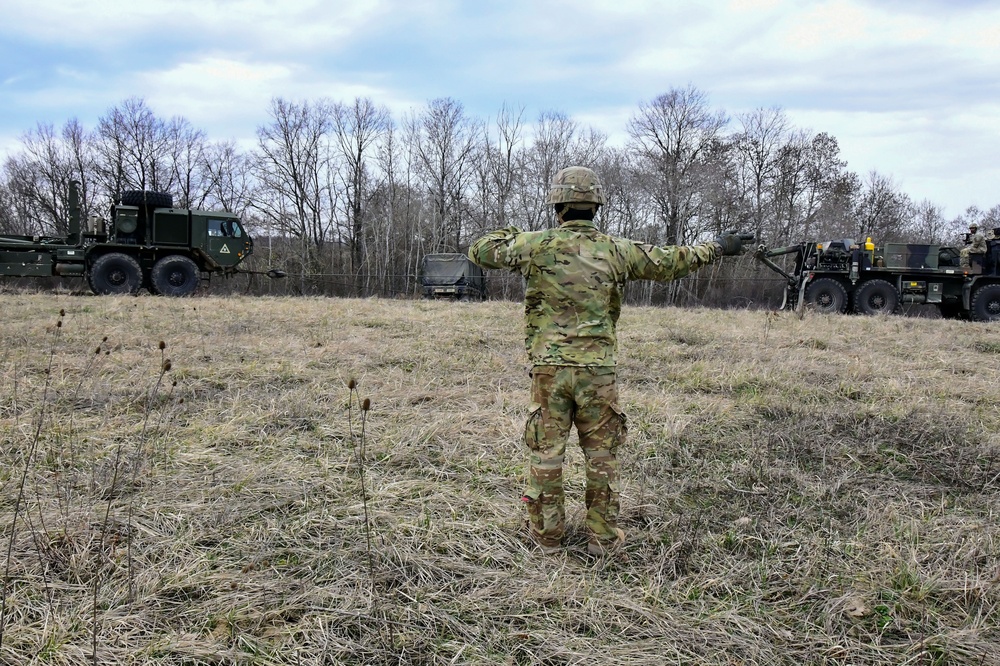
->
xmin=623 ymin=231 xmax=753 ymax=282
xmin=469 ymin=226 xmax=529 ymax=272
xmin=624 ymin=241 xmax=721 ymax=282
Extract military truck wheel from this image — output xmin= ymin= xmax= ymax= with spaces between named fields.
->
xmin=970 ymin=284 xmax=1000 ymax=322
xmin=150 ymin=255 xmax=200 ymax=297
xmin=89 ymin=253 xmax=143 ymax=295
xmin=119 ymin=190 xmax=173 ymax=208
xmin=805 ymin=278 xmax=848 ymax=314
xmin=854 ymin=279 xmax=900 ymax=315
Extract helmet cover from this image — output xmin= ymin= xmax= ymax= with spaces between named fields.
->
xmin=546 ymin=166 xmax=606 ymax=206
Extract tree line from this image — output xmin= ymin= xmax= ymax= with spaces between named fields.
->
xmin=2 ymin=87 xmax=997 ymax=306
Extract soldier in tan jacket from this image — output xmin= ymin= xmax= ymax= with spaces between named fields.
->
xmin=960 ymin=222 xmax=987 ymax=268
xmin=469 ymin=166 xmax=746 ymax=556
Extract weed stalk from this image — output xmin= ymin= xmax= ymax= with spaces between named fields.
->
xmin=0 ymin=310 xmax=64 ymax=650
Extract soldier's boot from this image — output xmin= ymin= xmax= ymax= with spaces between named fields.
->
xmin=587 ymin=528 xmax=625 ymax=556
xmin=528 ymin=528 xmax=562 ymax=555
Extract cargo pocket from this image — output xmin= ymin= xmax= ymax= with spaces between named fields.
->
xmin=524 ymin=407 xmax=543 ymax=453
xmin=521 ymin=486 xmax=543 ymax=534
xmin=610 ymin=405 xmax=628 ymax=449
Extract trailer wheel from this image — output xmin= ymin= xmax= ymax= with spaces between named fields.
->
xmin=119 ymin=190 xmax=173 ymax=208
xmin=970 ymin=284 xmax=1000 ymax=322
xmin=150 ymin=255 xmax=200 ymax=297
xmin=88 ymin=253 xmax=143 ymax=295
xmin=854 ymin=279 xmax=900 ymax=315
xmin=804 ymin=278 xmax=848 ymax=314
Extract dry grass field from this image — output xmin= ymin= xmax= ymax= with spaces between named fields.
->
xmin=1 ymin=290 xmax=999 ymax=665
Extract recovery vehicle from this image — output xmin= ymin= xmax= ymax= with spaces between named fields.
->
xmin=0 ymin=180 xmax=280 ymax=296
xmin=754 ymin=233 xmax=1000 ymax=321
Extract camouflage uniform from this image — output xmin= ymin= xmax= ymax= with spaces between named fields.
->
xmin=960 ymin=225 xmax=987 ymax=267
xmin=469 ymin=166 xmax=723 ymax=552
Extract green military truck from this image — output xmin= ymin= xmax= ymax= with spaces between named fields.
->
xmin=420 ymin=253 xmax=487 ymax=301
xmin=0 ymin=180 xmax=268 ymax=296
xmin=755 ymin=233 xmax=1000 ymax=321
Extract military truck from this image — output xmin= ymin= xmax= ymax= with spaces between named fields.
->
xmin=420 ymin=253 xmax=486 ymax=301
xmin=0 ymin=180 xmax=271 ymax=296
xmin=754 ymin=233 xmax=1000 ymax=321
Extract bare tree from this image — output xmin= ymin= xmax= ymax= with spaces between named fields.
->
xmin=165 ymin=118 xmax=209 ymax=209
xmin=411 ymin=97 xmax=477 ymax=252
xmin=854 ymin=171 xmax=910 ymax=242
xmin=373 ymin=121 xmax=423 ymax=296
xmin=795 ymin=132 xmax=850 ymax=241
xmin=626 ymin=86 xmax=729 ymax=245
xmin=468 ymin=103 xmax=525 ymax=238
xmin=332 ymin=97 xmax=391 ymax=280
xmin=1 ymin=120 xmax=94 ymax=236
xmin=201 ymin=140 xmax=256 ymax=216
xmin=254 ymin=97 xmax=336 ymax=293
xmin=733 ymin=107 xmax=791 ymax=242
xmin=93 ymin=98 xmax=173 ymax=198
xmin=906 ymin=199 xmax=957 ymax=244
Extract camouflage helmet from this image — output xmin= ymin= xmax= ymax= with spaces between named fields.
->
xmin=970 ymin=222 xmax=979 ymax=230
xmin=546 ymin=166 xmax=606 ymax=207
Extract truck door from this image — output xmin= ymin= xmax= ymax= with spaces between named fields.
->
xmin=203 ymin=217 xmax=252 ymax=267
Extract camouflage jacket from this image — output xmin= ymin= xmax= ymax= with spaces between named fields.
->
xmin=966 ymin=231 xmax=987 ymax=253
xmin=469 ymin=220 xmax=721 ymax=367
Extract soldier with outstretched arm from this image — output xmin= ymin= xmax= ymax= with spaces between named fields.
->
xmin=469 ymin=165 xmax=748 ymax=556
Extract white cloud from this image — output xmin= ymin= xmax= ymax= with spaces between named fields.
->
xmin=1 ymin=0 xmax=389 ymax=53
xmin=136 ymin=55 xmax=423 ymax=144
xmin=788 ymin=104 xmax=1000 ymax=216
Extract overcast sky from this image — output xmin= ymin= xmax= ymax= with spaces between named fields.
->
xmin=1 ymin=0 xmax=998 ymax=219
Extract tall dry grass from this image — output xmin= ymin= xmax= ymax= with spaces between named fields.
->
xmin=0 ymin=289 xmax=998 ymax=665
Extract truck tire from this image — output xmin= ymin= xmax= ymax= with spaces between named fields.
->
xmin=150 ymin=255 xmax=200 ymax=297
xmin=805 ymin=278 xmax=848 ymax=314
xmin=119 ymin=190 xmax=173 ymax=208
xmin=88 ymin=252 xmax=143 ymax=295
xmin=970 ymin=284 xmax=1000 ymax=322
xmin=854 ymin=279 xmax=900 ymax=315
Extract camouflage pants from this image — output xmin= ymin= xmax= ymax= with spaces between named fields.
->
xmin=522 ymin=365 xmax=627 ymax=544
xmin=959 ymin=248 xmax=984 ymax=268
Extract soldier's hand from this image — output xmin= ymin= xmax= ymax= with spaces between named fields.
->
xmin=714 ymin=231 xmax=753 ymax=256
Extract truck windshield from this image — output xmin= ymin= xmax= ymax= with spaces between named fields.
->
xmin=208 ymin=218 xmax=244 ymax=238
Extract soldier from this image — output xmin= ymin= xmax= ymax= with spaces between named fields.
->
xmin=960 ymin=222 xmax=987 ymax=268
xmin=469 ymin=166 xmax=746 ymax=556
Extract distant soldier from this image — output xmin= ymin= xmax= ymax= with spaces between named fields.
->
xmin=469 ymin=166 xmax=746 ymax=556
xmin=960 ymin=222 xmax=987 ymax=268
